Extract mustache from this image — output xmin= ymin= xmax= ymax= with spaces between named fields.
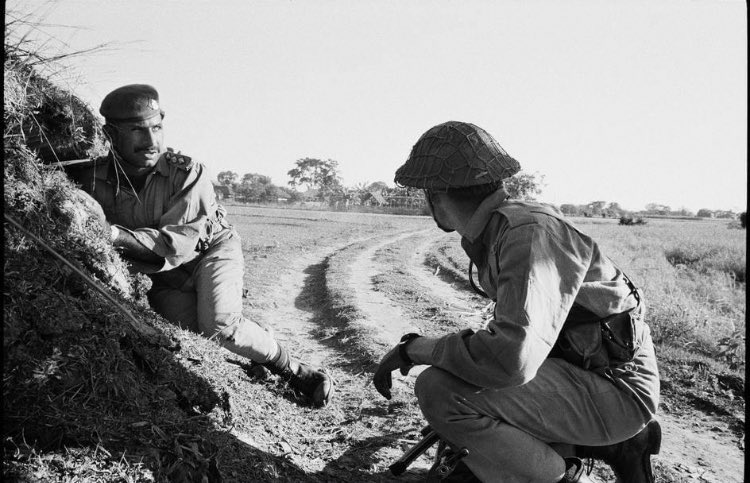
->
xmin=135 ymin=147 xmax=159 ymax=153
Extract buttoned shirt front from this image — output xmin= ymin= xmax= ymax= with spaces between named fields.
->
xmin=431 ymin=190 xmax=641 ymax=389
xmin=77 ymin=151 xmax=228 ymax=273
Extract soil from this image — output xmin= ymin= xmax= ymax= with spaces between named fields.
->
xmin=228 ymin=206 xmax=744 ymax=482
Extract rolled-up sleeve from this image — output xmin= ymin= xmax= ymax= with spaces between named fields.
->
xmin=128 ymin=164 xmax=217 ymax=272
xmin=431 ymin=220 xmax=593 ymax=388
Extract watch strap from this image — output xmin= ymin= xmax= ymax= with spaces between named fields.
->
xmin=398 ymin=333 xmax=422 ymax=366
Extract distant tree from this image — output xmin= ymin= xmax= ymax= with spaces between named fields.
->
xmin=645 ymin=203 xmax=671 ymax=215
xmin=674 ymin=207 xmax=694 ymax=217
xmin=696 ymin=208 xmax=713 ymax=218
xmin=560 ymin=204 xmax=580 ymax=216
xmin=217 ymin=170 xmax=239 ymax=186
xmin=586 ymin=201 xmax=607 ymax=217
xmin=237 ymin=173 xmax=275 ymax=202
xmin=278 ymin=186 xmax=301 ymax=202
xmin=605 ymin=202 xmax=624 ymax=218
xmin=242 ymin=173 xmax=271 ymax=185
xmin=367 ymin=181 xmax=390 ymax=193
xmin=287 ymin=158 xmax=343 ymax=200
xmin=504 ymin=172 xmax=545 ymax=200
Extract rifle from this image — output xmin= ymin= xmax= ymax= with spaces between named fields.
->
xmin=389 ymin=426 xmax=440 ymax=476
xmin=389 ymin=425 xmax=470 ymax=480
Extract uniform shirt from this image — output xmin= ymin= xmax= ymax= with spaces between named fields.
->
xmin=77 ymin=151 xmax=228 ymax=273
xmin=431 ymin=189 xmax=640 ymax=389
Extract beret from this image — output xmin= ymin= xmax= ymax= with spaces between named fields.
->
xmin=99 ymin=84 xmax=165 ymax=122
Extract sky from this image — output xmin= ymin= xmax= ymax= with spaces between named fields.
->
xmin=7 ymin=0 xmax=748 ymax=213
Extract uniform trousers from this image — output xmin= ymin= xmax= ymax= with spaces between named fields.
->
xmin=147 ymin=228 xmax=278 ymax=363
xmin=415 ymin=357 xmax=653 ymax=483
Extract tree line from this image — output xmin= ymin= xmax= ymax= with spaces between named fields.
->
xmin=217 ymin=157 xmax=545 ymax=207
xmin=559 ymin=201 xmax=742 ymax=220
xmin=217 ymin=158 xmax=743 ymax=221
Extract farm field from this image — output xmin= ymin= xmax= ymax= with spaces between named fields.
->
xmin=4 ymin=205 xmax=745 ymax=482
xmin=214 ymin=205 xmax=746 ymax=482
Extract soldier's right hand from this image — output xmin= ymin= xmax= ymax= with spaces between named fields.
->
xmin=373 ymin=344 xmax=411 ymax=400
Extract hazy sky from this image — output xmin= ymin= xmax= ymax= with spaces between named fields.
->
xmin=8 ymin=0 xmax=747 ymax=212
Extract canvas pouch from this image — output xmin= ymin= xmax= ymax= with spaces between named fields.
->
xmin=554 ymin=306 xmax=642 ymax=372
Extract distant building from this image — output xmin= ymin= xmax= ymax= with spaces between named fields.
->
xmin=361 ymin=190 xmax=387 ymax=206
xmin=211 ymin=181 xmax=234 ymax=200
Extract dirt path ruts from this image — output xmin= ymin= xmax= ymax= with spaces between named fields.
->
xmin=359 ymin=231 xmax=746 ymax=482
xmin=244 ymin=225 xmax=744 ymax=482
xmin=348 ymin=230 xmax=433 ymax=345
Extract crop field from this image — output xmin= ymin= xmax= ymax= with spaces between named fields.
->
xmin=4 ymin=203 xmax=745 ymax=482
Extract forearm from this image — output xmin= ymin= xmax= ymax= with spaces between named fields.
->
xmin=111 ymin=225 xmax=164 ymax=265
xmin=404 ymin=336 xmax=441 ymax=365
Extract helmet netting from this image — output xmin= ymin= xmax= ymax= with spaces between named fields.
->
xmin=394 ymin=121 xmax=521 ymax=191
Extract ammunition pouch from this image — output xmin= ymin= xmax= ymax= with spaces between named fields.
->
xmin=553 ymin=304 xmax=644 ymax=373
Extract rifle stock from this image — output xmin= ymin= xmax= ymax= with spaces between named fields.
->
xmin=389 ymin=426 xmax=440 ymax=476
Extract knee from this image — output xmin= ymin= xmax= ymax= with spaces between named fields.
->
xmin=200 ymin=312 xmax=237 ymax=339
xmin=414 ymin=367 xmax=458 ymax=422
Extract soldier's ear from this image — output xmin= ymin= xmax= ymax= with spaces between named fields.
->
xmin=102 ymin=124 xmax=118 ymax=145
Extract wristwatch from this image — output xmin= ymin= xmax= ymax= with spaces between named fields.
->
xmin=398 ymin=333 xmax=422 ymax=366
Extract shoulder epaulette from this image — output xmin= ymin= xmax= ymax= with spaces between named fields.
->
xmin=164 ymin=148 xmax=194 ymax=171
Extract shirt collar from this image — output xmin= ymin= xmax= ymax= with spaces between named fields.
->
xmin=462 ymin=187 xmax=510 ymax=243
xmin=101 ymin=151 xmax=170 ymax=183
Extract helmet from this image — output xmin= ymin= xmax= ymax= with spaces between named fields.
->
xmin=394 ymin=121 xmax=521 ymax=191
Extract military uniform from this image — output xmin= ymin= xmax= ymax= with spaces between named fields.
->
xmin=76 ymin=150 xmax=279 ymax=362
xmin=77 ymin=84 xmax=333 ymax=407
xmin=377 ymin=121 xmax=660 ymax=482
xmin=414 ymin=189 xmax=659 ymax=482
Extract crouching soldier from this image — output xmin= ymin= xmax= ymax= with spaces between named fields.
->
xmin=71 ymin=84 xmax=333 ymax=407
xmin=374 ymin=121 xmax=660 ymax=482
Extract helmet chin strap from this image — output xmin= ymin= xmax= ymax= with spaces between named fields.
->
xmin=469 ymin=261 xmax=489 ymax=298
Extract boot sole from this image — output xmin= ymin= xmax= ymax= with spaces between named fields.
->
xmin=647 ymin=419 xmax=662 ymax=455
xmin=641 ymin=419 xmax=662 ymax=483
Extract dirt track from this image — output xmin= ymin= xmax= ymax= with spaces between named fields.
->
xmin=240 ymin=216 xmax=743 ymax=482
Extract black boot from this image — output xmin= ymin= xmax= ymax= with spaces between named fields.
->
xmin=576 ymin=420 xmax=661 ymax=483
xmin=426 ymin=459 xmax=479 ymax=483
xmin=559 ymin=457 xmax=594 ymax=483
xmin=263 ymin=345 xmax=333 ymax=407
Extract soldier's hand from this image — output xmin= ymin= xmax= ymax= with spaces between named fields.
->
xmin=373 ymin=345 xmax=411 ymax=400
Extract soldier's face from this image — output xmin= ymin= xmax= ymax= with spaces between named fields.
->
xmin=111 ymin=115 xmax=164 ymax=168
xmin=425 ymin=190 xmax=455 ymax=233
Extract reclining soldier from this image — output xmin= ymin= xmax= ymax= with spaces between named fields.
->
xmin=373 ymin=121 xmax=661 ymax=482
xmin=71 ymin=84 xmax=333 ymax=407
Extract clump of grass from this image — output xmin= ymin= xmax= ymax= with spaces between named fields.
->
xmin=4 ymin=10 xmax=108 ymax=164
xmin=665 ymin=243 xmax=745 ymax=283
xmin=619 ymin=215 xmax=647 ymax=226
